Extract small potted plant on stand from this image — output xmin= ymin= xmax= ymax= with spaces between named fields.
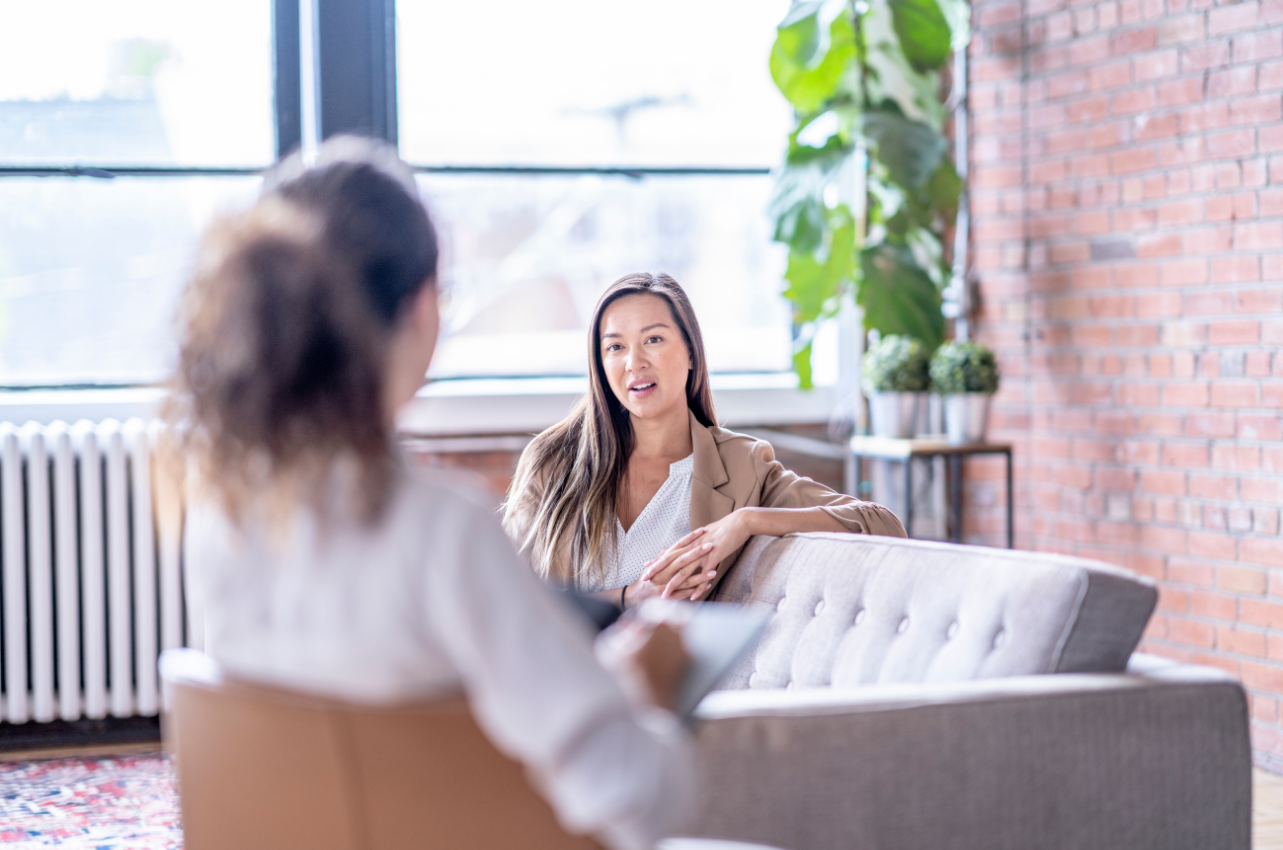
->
xmin=930 ymin=341 xmax=1000 ymax=444
xmin=863 ymin=335 xmax=931 ymax=439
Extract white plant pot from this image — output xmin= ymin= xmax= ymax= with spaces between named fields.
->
xmin=868 ymin=392 xmax=920 ymax=439
xmin=943 ymin=393 xmax=992 ymax=445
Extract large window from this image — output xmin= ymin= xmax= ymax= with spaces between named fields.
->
xmin=0 ymin=0 xmax=272 ymax=387
xmin=401 ymin=0 xmax=793 ymax=380
xmin=1 ymin=0 xmax=795 ymax=388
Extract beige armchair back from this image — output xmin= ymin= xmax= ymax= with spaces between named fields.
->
xmin=160 ymin=649 xmax=600 ymax=850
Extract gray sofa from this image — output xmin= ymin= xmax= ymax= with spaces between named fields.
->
xmin=691 ymin=533 xmax=1251 ymax=850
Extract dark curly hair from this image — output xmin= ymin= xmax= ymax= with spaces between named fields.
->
xmin=165 ymin=137 xmax=438 ymax=525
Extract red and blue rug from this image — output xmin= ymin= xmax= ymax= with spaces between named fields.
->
xmin=0 ymin=753 xmax=179 ymax=848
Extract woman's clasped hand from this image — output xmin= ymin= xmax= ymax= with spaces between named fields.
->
xmin=631 ymin=513 xmax=750 ymax=604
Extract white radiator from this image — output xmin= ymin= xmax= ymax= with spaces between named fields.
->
xmin=0 ymin=418 xmax=192 ymax=725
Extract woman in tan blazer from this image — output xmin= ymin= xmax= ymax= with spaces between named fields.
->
xmin=503 ymin=273 xmax=905 ymax=609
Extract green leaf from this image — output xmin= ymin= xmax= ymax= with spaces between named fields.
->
xmin=857 ymin=242 xmax=944 ymax=348
xmin=862 ymin=3 xmax=946 ymax=127
xmin=770 ymin=9 xmax=857 ymax=114
xmin=926 ymin=157 xmax=962 ymax=215
xmin=862 ymin=108 xmax=946 ymax=188
xmin=774 ymin=197 xmax=828 ymax=255
xmin=887 ymin=0 xmax=952 ymax=73
xmin=782 ymin=205 xmax=857 ymax=325
xmin=769 ymin=134 xmax=851 ymax=253
xmin=935 ymin=0 xmax=972 ymax=52
xmin=775 ymin=1 xmax=826 ymax=65
xmin=793 ymin=342 xmax=815 ymax=390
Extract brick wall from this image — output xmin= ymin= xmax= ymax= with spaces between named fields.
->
xmin=969 ymin=0 xmax=1283 ymax=767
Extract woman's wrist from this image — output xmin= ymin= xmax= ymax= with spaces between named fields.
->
xmin=737 ymin=506 xmax=766 ymax=537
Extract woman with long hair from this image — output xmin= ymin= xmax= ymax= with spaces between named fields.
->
xmin=169 ymin=138 xmax=695 ymax=850
xmin=504 ymin=273 xmax=905 ymax=608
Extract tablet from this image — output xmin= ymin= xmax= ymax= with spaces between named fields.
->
xmin=636 ymin=601 xmax=769 ymax=718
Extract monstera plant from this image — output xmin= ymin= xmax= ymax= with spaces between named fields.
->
xmin=769 ymin=0 xmax=969 ymax=387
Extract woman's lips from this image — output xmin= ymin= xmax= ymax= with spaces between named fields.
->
xmin=629 ymin=382 xmax=657 ymax=398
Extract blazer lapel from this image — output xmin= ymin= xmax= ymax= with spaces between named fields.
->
xmin=689 ymin=410 xmax=735 ymax=530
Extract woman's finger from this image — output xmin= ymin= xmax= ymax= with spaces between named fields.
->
xmin=642 ymin=546 xmax=690 ymax=582
xmin=648 ymin=543 xmax=712 ymax=585
xmin=663 ymin=559 xmax=711 ymax=599
xmin=673 ymin=570 xmax=715 ymax=593
xmin=667 ymin=527 xmax=706 ymax=551
xmin=641 ymin=530 xmax=707 ymax=581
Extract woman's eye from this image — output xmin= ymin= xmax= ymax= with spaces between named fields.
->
xmin=605 ymin=343 xmax=622 ymax=353
xmin=646 ymin=336 xmax=662 ymax=344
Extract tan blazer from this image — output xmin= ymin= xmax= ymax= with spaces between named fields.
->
xmin=508 ymin=409 xmax=905 ymax=591
xmin=686 ymin=411 xmax=906 ymax=592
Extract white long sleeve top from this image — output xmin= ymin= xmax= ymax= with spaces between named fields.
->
xmin=185 ymin=469 xmax=696 ymax=850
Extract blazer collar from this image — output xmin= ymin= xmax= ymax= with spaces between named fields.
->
xmin=689 ymin=409 xmax=735 ymax=532
xmin=689 ymin=409 xmax=729 ymax=489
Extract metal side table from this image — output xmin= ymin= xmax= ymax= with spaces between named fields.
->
xmin=848 ymin=436 xmax=1014 ymax=548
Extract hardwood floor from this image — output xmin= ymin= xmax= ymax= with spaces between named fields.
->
xmin=1258 ymin=770 xmax=1283 ymax=849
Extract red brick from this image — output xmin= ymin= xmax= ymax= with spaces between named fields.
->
xmin=1209 ymin=321 xmax=1261 ymax=345
xmin=1186 ymin=413 xmax=1236 ymax=437
xmin=1141 ymin=469 xmax=1187 ymax=495
xmin=1242 ymin=660 xmax=1283 ymax=694
xmin=1211 ymin=381 xmax=1261 ymax=407
xmin=1190 ymin=472 xmax=1238 ymax=499
xmin=1233 ymin=30 xmax=1283 ymax=62
xmin=1207 ymin=129 xmax=1256 ymax=160
xmin=1243 ymin=478 xmax=1283 ymax=503
xmin=1158 ymin=13 xmax=1204 ymax=43
xmin=1133 ymin=49 xmax=1180 ymax=81
xmin=1220 ymin=565 xmax=1267 ymax=593
xmin=1208 ymin=1 xmax=1262 ymax=34
xmin=1232 ymin=95 xmax=1283 ymax=126
xmin=1240 ymin=415 xmax=1283 ymax=440
xmin=1167 ymin=617 xmax=1216 ymax=648
xmin=1244 ymin=539 xmax=1283 ymax=568
xmin=1162 ymin=382 xmax=1210 ymax=406
xmin=1182 ymin=40 xmax=1231 ymax=71
xmin=1190 ymin=590 xmax=1239 ymax=620
xmin=1237 ymin=222 xmax=1283 ymax=250
xmin=1242 ymin=597 xmax=1283 ymax=627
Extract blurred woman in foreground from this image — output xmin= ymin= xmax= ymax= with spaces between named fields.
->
xmin=169 ymin=138 xmax=694 ymax=850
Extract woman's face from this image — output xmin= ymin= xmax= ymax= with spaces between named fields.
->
xmin=599 ymin=293 xmax=692 ymax=422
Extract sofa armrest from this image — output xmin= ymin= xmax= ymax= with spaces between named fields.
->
xmin=688 ymin=665 xmax=1250 ymax=850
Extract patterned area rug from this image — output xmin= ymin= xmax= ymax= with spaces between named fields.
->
xmin=0 ymin=753 xmax=180 ymax=848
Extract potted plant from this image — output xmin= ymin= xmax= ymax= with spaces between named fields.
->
xmin=863 ymin=335 xmax=931 ymax=438
xmin=930 ymin=341 xmax=1000 ymax=444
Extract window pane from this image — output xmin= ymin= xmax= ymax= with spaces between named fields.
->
xmin=423 ymin=173 xmax=790 ymax=379
xmin=397 ymin=0 xmax=792 ymax=167
xmin=0 ymin=1 xmax=273 ymax=166
xmin=0 ymin=177 xmax=260 ymax=386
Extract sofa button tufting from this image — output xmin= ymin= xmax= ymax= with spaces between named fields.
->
xmin=854 ymin=609 xmax=866 ymax=626
xmin=814 ymin=600 xmax=825 ymax=616
xmin=897 ymin=617 xmax=910 ymax=634
xmin=946 ymin=622 xmax=959 ymax=640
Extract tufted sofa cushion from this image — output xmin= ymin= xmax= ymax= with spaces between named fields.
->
xmin=711 ymin=533 xmax=1157 ymax=691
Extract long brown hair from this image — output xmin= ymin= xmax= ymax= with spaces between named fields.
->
xmin=165 ymin=137 xmax=439 ymax=527
xmin=504 ymin=272 xmax=716 ymax=584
